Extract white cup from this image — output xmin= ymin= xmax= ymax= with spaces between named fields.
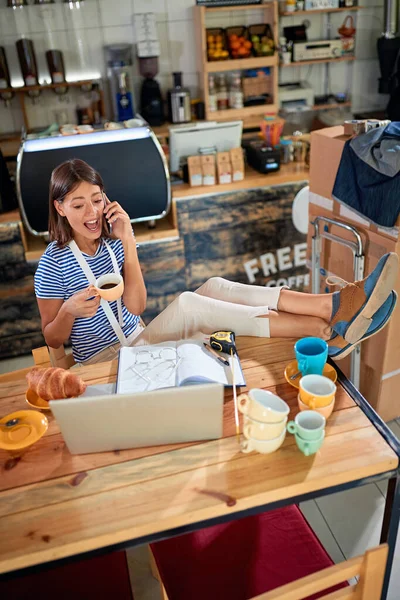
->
xmin=243 ymin=415 xmax=287 ymax=441
xmin=238 ymin=389 xmax=289 ymax=423
xmin=241 ymin=429 xmax=286 ymax=454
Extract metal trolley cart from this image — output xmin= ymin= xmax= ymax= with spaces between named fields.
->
xmin=310 ymin=215 xmax=365 ymax=388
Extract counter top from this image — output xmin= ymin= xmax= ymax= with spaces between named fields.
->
xmin=172 ymin=163 xmax=308 ymax=199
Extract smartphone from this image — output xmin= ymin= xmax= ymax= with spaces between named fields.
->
xmin=102 ymin=191 xmax=112 ymax=234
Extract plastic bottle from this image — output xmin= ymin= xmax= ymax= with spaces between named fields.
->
xmin=216 ymin=74 xmax=229 ymax=111
xmin=229 ymin=73 xmax=243 ymax=109
xmin=208 ymin=74 xmax=217 ymax=112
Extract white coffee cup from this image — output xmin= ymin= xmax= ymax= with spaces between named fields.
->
xmin=241 ymin=429 xmax=286 ymax=454
xmin=238 ymin=389 xmax=289 ymax=423
xmin=94 ymin=273 xmax=124 ymax=302
xmin=243 ymin=415 xmax=287 ymax=441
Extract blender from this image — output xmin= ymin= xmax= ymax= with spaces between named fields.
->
xmin=105 ymin=44 xmax=135 ymax=122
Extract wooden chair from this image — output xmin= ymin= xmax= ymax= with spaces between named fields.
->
xmin=32 ymin=345 xmax=75 ymax=370
xmin=32 ymin=317 xmax=146 ymax=369
xmin=149 ymin=503 xmax=389 ymax=600
xmin=252 ymin=544 xmax=388 ymax=600
xmin=150 ymin=544 xmax=388 ymax=600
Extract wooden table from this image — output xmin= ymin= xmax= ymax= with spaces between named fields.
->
xmin=1 ymin=337 xmax=399 ymax=599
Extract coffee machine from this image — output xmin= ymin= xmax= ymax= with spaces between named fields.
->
xmin=105 ymin=44 xmax=135 ymax=122
xmin=167 ymin=72 xmax=191 ymax=124
xmin=139 ymin=57 xmax=164 ymax=126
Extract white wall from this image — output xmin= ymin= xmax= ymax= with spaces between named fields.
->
xmin=0 ymin=0 xmax=387 ymax=134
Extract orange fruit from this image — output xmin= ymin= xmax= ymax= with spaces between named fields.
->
xmin=244 ymin=40 xmax=252 ymax=49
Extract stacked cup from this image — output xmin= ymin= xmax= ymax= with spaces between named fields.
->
xmin=294 ymin=336 xmax=336 ymax=420
xmin=287 ymin=411 xmax=326 ymax=456
xmin=238 ymin=389 xmax=289 ymax=454
xmin=298 ymin=374 xmax=336 ymax=419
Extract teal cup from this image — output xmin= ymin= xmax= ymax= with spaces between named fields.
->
xmin=287 ymin=410 xmax=326 ymax=441
xmin=294 ymin=337 xmax=328 ymax=376
xmin=295 ymin=431 xmax=325 ymax=456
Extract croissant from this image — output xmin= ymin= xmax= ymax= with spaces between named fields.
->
xmin=26 ymin=367 xmax=87 ymax=401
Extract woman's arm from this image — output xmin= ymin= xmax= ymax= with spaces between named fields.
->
xmin=121 ymin=235 xmax=147 ymax=315
xmin=37 ymin=289 xmax=101 ymax=348
xmin=103 ymin=198 xmax=147 ymax=315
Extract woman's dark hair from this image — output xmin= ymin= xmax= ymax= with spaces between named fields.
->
xmin=48 ymin=158 xmax=112 ymax=247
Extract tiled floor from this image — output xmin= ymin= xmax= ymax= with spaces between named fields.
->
xmin=2 ymin=354 xmax=400 ymax=599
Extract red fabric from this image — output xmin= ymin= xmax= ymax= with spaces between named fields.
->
xmin=151 ymin=505 xmax=346 ymax=600
xmin=0 ymin=551 xmax=133 ymax=600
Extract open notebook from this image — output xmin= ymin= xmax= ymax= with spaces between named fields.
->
xmin=116 ymin=339 xmax=245 ymax=394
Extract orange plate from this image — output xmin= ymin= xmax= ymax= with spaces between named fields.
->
xmin=26 ymin=388 xmax=51 ymax=411
xmin=284 ymin=359 xmax=337 ymax=390
xmin=0 ymin=410 xmax=48 ymax=451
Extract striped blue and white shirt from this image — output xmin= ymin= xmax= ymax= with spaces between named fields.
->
xmin=34 ymin=238 xmax=139 ymax=363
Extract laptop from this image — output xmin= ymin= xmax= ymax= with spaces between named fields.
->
xmin=49 ymin=383 xmax=224 ymax=455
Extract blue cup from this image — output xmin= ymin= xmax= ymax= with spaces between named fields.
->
xmin=294 ymin=337 xmax=328 ymax=376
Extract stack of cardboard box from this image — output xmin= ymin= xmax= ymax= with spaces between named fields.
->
xmin=308 ymin=126 xmax=400 ymax=421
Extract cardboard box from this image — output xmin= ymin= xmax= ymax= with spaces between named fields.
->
xmin=217 ymin=152 xmax=232 ymax=184
xmin=308 ymin=126 xmax=400 ymax=421
xmin=187 ymin=156 xmax=203 ymax=187
xmin=230 ymin=147 xmax=245 ymax=181
xmin=200 ymin=155 xmax=216 ymax=186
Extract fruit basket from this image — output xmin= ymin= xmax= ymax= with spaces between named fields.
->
xmin=248 ymin=24 xmax=275 ymax=57
xmin=226 ymin=26 xmax=252 ymax=59
xmin=206 ymin=28 xmax=229 ymax=61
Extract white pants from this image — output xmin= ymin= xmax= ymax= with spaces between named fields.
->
xmin=81 ymin=278 xmax=285 ymax=365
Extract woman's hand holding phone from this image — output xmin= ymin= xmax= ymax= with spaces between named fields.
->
xmin=103 ymin=193 xmax=133 ymax=243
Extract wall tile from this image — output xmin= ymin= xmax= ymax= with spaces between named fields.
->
xmin=155 ymin=73 xmax=170 ymax=95
xmin=354 ymin=10 xmax=382 ymax=60
xmin=133 ymin=0 xmax=168 ymax=23
xmin=62 ymin=1 xmax=101 ymax=31
xmin=351 ymin=57 xmax=387 ymax=112
xmin=157 ymin=21 xmax=172 ymax=75
xmin=0 ymin=7 xmax=18 ymax=38
xmin=63 ymin=28 xmax=104 ymax=80
xmin=166 ymin=0 xmax=194 ymax=22
xmin=27 ymin=4 xmax=66 ymax=34
xmin=9 ymin=6 xmax=30 ymax=38
xmin=168 ymin=19 xmax=196 ymax=73
xmin=99 ymin=0 xmax=133 ymax=28
xmin=181 ymin=71 xmax=199 ymax=98
xmin=102 ymin=25 xmax=135 ymax=46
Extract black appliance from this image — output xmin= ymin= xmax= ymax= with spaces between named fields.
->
xmin=377 ymin=0 xmax=400 ymax=118
xmin=0 ymin=151 xmax=18 ymax=214
xmin=140 ymin=78 xmax=164 ymax=126
xmin=17 ymin=126 xmax=170 ymax=237
xmin=244 ymin=141 xmax=281 ymax=174
xmin=16 ymin=39 xmax=39 ymax=87
xmin=167 ymin=72 xmax=191 ymax=124
xmin=0 ymin=47 xmax=11 ymax=90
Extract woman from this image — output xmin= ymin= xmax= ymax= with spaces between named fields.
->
xmin=34 ymin=159 xmax=398 ymax=366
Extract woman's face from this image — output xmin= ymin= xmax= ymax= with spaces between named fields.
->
xmin=54 ymin=181 xmax=105 ymax=240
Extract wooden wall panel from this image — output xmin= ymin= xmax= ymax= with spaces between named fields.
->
xmin=177 ymin=183 xmax=308 ymax=291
